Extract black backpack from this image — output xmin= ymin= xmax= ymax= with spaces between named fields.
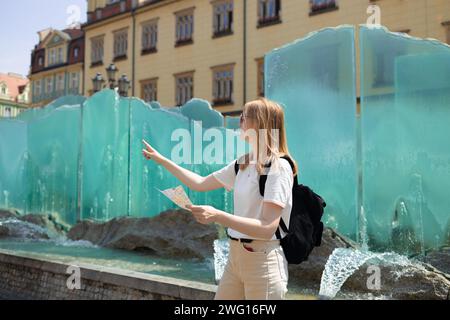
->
xmin=234 ymin=156 xmax=326 ymax=264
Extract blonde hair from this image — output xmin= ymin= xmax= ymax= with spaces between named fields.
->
xmin=239 ymin=98 xmax=298 ymax=176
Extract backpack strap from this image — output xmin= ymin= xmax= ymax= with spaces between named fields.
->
xmin=275 ymin=218 xmax=289 ymax=239
xmin=234 ymin=160 xmax=239 ymax=175
xmin=234 ymin=156 xmax=298 ymax=188
xmin=259 ymin=155 xmax=297 ymax=196
xmin=261 ymin=156 xmax=296 ymax=240
xmin=233 ymin=156 xmax=296 ymax=240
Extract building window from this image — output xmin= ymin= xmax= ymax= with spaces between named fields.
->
xmin=48 ymin=48 xmax=56 ymax=65
xmin=34 ymin=80 xmax=42 ymax=96
xmin=56 ymin=73 xmax=65 ymax=92
xmin=256 ymin=58 xmax=265 ymax=97
xmin=0 ymin=84 xmax=7 ymax=96
xmin=70 ymin=72 xmax=79 ymax=89
xmin=309 ymin=0 xmax=338 ymax=15
xmin=48 ymin=46 xmax=64 ymax=66
xmin=58 ymin=47 xmax=64 ymax=63
xmin=74 ymin=47 xmax=79 ymax=59
xmin=38 ymin=56 xmax=43 ymax=66
xmin=175 ymin=72 xmax=194 ymax=106
xmin=114 ymin=29 xmax=128 ymax=60
xmin=175 ymin=10 xmax=194 ymax=46
xmin=142 ymin=20 xmax=158 ymax=54
xmin=46 ymin=77 xmax=53 ymax=94
xmin=48 ymin=49 xmax=54 ymax=65
xmin=5 ymin=107 xmax=11 ymax=118
xmin=141 ymin=79 xmax=158 ymax=102
xmin=91 ymin=36 xmax=104 ymax=66
xmin=258 ymin=0 xmax=281 ymax=27
xmin=212 ymin=64 xmax=234 ymax=105
xmin=213 ymin=1 xmax=233 ymax=37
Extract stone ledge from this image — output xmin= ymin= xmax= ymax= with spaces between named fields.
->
xmin=0 ymin=249 xmax=217 ymax=300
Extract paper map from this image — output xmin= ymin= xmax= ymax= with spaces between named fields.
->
xmin=157 ymin=185 xmax=193 ymax=209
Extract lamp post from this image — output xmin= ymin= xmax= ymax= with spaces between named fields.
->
xmin=92 ymin=73 xmax=105 ymax=93
xmin=118 ymin=74 xmax=131 ymax=97
xmin=106 ymin=63 xmax=119 ymax=89
xmin=91 ymin=64 xmax=131 ymax=97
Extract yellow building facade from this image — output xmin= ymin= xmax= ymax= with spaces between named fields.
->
xmin=83 ymin=0 xmax=450 ymax=115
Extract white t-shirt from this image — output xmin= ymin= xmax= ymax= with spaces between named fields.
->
xmin=212 ymin=157 xmax=294 ymax=240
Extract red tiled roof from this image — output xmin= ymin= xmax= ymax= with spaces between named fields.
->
xmin=0 ymin=73 xmax=29 ymax=101
xmin=63 ymin=28 xmax=84 ymax=40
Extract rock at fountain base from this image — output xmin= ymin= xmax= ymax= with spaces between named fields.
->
xmin=342 ymin=259 xmax=450 ymax=300
xmin=0 ymin=210 xmax=69 ymax=240
xmin=418 ymin=247 xmax=450 ymax=275
xmin=67 ymin=209 xmax=219 ymax=260
xmin=0 ymin=225 xmax=9 ymax=237
xmin=0 ymin=209 xmax=21 ymax=220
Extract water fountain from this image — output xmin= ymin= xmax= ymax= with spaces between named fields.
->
xmin=0 ymin=25 xmax=449 ymax=299
xmin=265 ymin=24 xmax=450 ymax=299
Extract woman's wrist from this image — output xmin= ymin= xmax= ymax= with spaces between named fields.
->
xmin=213 ymin=208 xmax=226 ymax=224
xmin=156 ymin=155 xmax=169 ymax=166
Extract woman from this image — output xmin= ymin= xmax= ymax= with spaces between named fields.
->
xmin=142 ymin=98 xmax=298 ymax=300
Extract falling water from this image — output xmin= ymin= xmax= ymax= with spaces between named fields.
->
xmin=93 ymin=197 xmax=99 ymax=220
xmin=359 ymin=205 xmax=369 ymax=252
xmin=318 ymin=247 xmax=419 ymax=299
xmin=319 ymin=248 xmax=373 ymax=299
xmin=213 ymin=238 xmax=229 ymax=284
xmin=143 ymin=166 xmax=150 ymax=206
xmin=411 ymin=173 xmax=426 ymax=256
xmin=3 ymin=190 xmax=9 ymax=209
xmin=0 ymin=218 xmax=50 ymax=239
xmin=104 ymin=192 xmax=112 ymax=220
xmin=0 ymin=216 xmax=97 ymax=248
xmin=318 ymin=204 xmax=419 ymax=299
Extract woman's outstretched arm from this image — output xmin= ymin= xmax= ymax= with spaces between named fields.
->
xmin=142 ymin=139 xmax=222 ymax=192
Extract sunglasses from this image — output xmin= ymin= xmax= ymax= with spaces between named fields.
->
xmin=240 ymin=113 xmax=253 ymax=124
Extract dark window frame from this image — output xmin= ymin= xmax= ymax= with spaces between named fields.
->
xmin=141 ymin=19 xmax=159 ymax=54
xmin=212 ymin=1 xmax=234 ymax=38
xmin=141 ymin=78 xmax=158 ymax=103
xmin=174 ymin=71 xmax=194 ymax=106
xmin=257 ymin=0 xmax=282 ymax=28
xmin=211 ymin=64 xmax=235 ymax=106
xmin=175 ymin=9 xmax=195 ymax=47
xmin=309 ymin=0 xmax=339 ymax=16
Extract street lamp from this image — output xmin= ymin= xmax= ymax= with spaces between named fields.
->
xmin=91 ymin=63 xmax=131 ymax=96
xmin=106 ymin=63 xmax=119 ymax=89
xmin=118 ymin=74 xmax=131 ymax=97
xmin=92 ymin=73 xmax=105 ymax=93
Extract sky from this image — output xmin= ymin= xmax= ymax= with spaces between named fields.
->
xmin=0 ymin=0 xmax=87 ymax=77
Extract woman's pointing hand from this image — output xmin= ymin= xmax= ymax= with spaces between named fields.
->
xmin=142 ymin=139 xmax=165 ymax=164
